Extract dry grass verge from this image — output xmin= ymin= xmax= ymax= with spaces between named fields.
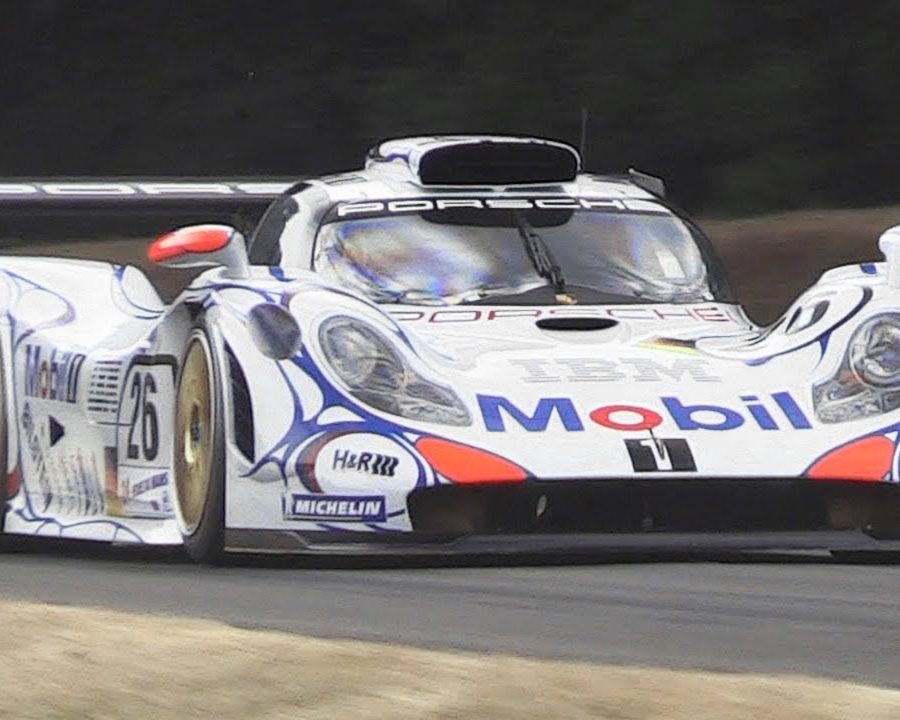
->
xmin=704 ymin=206 xmax=900 ymax=323
xmin=0 ymin=599 xmax=897 ymax=720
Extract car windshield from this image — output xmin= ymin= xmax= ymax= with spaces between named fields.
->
xmin=312 ymin=201 xmax=720 ymax=305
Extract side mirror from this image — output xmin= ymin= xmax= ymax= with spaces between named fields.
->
xmin=879 ymin=225 xmax=900 ymax=289
xmin=148 ymin=224 xmax=249 ymax=279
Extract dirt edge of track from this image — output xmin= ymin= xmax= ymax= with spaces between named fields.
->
xmin=2 ymin=599 xmax=898 ymax=720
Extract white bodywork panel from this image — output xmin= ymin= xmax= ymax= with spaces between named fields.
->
xmin=0 ymin=255 xmax=896 ymax=544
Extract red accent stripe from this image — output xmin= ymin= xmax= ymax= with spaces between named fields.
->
xmin=416 ymin=437 xmax=528 ymax=484
xmin=5 ymin=465 xmax=20 ymax=499
xmin=808 ymin=435 xmax=893 ymax=482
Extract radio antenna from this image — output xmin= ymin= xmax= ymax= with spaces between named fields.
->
xmin=579 ymin=106 xmax=588 ymax=167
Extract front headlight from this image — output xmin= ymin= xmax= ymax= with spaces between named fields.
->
xmin=319 ymin=316 xmax=471 ymax=426
xmin=815 ymin=313 xmax=900 ymax=423
xmin=849 ymin=315 xmax=900 ymax=387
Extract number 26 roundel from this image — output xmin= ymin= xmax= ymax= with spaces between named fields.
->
xmin=115 ymin=357 xmax=176 ymax=471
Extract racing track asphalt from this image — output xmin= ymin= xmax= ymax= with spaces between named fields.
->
xmin=0 ymin=542 xmax=898 ymax=688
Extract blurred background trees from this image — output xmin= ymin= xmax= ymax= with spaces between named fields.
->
xmin=2 ymin=0 xmax=899 ymax=215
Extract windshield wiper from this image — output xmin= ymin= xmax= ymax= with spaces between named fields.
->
xmin=513 ymin=212 xmax=575 ymax=303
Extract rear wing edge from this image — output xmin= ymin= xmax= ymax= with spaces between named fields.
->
xmin=0 ymin=179 xmax=297 ymax=204
xmin=0 ymin=179 xmax=303 ymax=239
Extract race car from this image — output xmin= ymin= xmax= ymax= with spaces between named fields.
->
xmin=0 ymin=135 xmax=899 ymax=563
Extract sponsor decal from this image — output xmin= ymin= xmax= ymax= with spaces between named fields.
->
xmin=21 ymin=402 xmax=105 ymax=516
xmin=301 ymin=432 xmax=423 ymax=495
xmin=24 ymin=345 xmax=85 ymax=403
xmin=478 ymin=392 xmax=812 ymax=433
xmin=509 ymin=358 xmax=720 ymax=383
xmin=625 ymin=438 xmax=696 ymax=472
xmin=21 ymin=402 xmax=50 ymax=502
xmin=388 ymin=306 xmax=736 ymax=324
xmin=126 ymin=471 xmax=168 ymax=499
xmin=333 ymin=196 xmax=659 ymax=218
xmin=332 ymin=449 xmax=399 ymax=477
xmin=50 ymin=448 xmax=105 ymax=517
xmin=115 ymin=465 xmax=171 ymax=517
xmin=286 ymin=494 xmax=387 ymax=522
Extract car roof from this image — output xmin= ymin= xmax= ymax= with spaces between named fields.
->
xmin=292 ymin=135 xmax=658 ymax=204
xmin=261 ymin=136 xmax=665 ymax=268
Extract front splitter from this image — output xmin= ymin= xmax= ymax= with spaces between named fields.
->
xmin=224 ymin=528 xmax=900 ymax=557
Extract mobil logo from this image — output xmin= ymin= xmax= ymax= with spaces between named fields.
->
xmin=477 ymin=392 xmax=812 ymax=432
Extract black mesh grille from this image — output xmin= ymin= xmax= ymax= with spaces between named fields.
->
xmin=225 ymin=344 xmax=254 ymax=462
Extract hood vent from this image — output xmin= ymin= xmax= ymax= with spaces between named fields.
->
xmin=535 ymin=317 xmax=618 ymax=331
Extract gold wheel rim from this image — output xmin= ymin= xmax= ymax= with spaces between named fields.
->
xmin=174 ymin=337 xmax=214 ymax=535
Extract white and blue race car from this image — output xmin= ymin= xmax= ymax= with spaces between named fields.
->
xmin=0 ymin=135 xmax=899 ymax=562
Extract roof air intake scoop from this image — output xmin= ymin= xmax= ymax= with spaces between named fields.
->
xmin=367 ymin=136 xmax=581 ymax=186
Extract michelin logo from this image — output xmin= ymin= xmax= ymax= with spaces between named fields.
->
xmin=287 ymin=494 xmax=387 ymax=523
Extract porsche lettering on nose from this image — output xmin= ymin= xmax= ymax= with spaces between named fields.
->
xmin=477 ymin=393 xmax=812 ymax=432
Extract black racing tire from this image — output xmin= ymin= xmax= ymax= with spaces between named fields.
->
xmin=172 ymin=327 xmax=226 ymax=564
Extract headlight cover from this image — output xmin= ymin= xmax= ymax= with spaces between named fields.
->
xmin=814 ymin=313 xmax=900 ymax=423
xmin=319 ymin=316 xmax=472 ymax=426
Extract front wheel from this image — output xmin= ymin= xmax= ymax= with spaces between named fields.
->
xmin=173 ymin=328 xmax=225 ymax=564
